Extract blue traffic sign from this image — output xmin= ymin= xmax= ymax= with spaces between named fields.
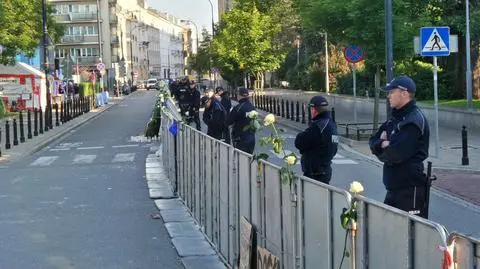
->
xmin=420 ymin=27 xmax=450 ymax=56
xmin=343 ymin=45 xmax=364 ymax=63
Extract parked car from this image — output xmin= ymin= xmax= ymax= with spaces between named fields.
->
xmin=121 ymin=84 xmax=131 ymax=95
xmin=146 ymin=78 xmax=158 ymax=90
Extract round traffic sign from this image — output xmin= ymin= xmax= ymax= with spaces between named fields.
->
xmin=344 ymin=45 xmax=365 ymax=63
xmin=96 ymin=62 xmax=106 ymax=71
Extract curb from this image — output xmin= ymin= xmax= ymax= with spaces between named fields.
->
xmin=145 ymin=148 xmax=228 ymax=269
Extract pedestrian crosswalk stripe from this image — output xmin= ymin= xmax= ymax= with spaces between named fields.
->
xmin=77 ymin=146 xmax=105 ymax=150
xmin=112 ymin=144 xmax=139 ymax=148
xmin=30 ymin=156 xmax=59 ymax=166
xmin=49 ymin=148 xmax=70 ymax=152
xmin=72 ymin=155 xmax=97 ymax=164
xmin=112 ymin=153 xmax=136 ymax=163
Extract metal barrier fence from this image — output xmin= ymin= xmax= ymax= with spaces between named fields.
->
xmin=160 ymin=110 xmax=479 ymax=269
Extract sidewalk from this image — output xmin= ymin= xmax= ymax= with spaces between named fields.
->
xmin=255 ymin=88 xmax=480 ymax=206
xmin=0 ymin=94 xmax=131 ymax=164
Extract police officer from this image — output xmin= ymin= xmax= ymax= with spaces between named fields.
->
xmin=294 ymin=96 xmax=338 ymax=184
xmin=202 ymin=94 xmax=227 ymax=140
xmin=188 ymin=80 xmax=201 ymax=130
xmin=216 ymin=86 xmax=232 ymax=143
xmin=369 ymin=75 xmax=430 ymax=218
xmin=227 ymin=87 xmax=255 ymax=154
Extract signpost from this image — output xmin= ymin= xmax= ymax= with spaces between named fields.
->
xmin=343 ymin=45 xmax=365 ymax=123
xmin=420 ymin=27 xmax=451 ymax=157
xmin=96 ymin=61 xmax=105 ymax=91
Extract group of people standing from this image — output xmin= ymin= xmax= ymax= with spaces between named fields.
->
xmin=180 ymin=75 xmax=431 ymax=218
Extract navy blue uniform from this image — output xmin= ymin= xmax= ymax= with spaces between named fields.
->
xmin=369 ymin=100 xmax=429 ymax=217
xmin=203 ymin=99 xmax=227 ymax=140
xmin=227 ymin=99 xmax=255 ymax=154
xmin=295 ymin=112 xmax=338 ymax=184
xmin=220 ymin=94 xmax=232 ymax=143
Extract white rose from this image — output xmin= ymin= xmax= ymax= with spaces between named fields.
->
xmin=247 ymin=110 xmax=258 ymax=119
xmin=263 ymin=113 xmax=276 ymax=126
xmin=349 ymin=181 xmax=364 ymax=194
xmin=284 ymin=155 xmax=296 ymax=165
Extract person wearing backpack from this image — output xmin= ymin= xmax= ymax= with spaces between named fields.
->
xmin=202 ymin=94 xmax=228 ymax=141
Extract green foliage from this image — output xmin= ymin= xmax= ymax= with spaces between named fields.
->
xmin=145 ymin=97 xmax=162 ymax=138
xmin=0 ymin=99 xmax=6 ymax=118
xmin=0 ymin=0 xmax=65 ymax=65
xmin=79 ymin=83 xmax=100 ymax=97
xmin=189 ymin=28 xmax=213 ymax=76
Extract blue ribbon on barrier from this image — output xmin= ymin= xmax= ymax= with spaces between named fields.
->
xmin=169 ymin=121 xmax=178 ymax=136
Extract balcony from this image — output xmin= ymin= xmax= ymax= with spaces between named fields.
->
xmin=76 ymin=57 xmax=98 ymax=65
xmin=70 ymin=13 xmax=97 ymax=21
xmin=60 ymin=35 xmax=99 ymax=45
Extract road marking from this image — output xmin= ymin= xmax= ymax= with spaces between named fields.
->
xmin=31 ymin=156 xmax=58 ymax=166
xmin=49 ymin=148 xmax=70 ymax=152
xmin=332 ymin=159 xmax=358 ymax=165
xmin=112 ymin=153 xmax=136 ymax=163
xmin=112 ymin=144 xmax=139 ymax=148
xmin=72 ymin=154 xmax=97 ymax=164
xmin=77 ymin=146 xmax=105 ymax=150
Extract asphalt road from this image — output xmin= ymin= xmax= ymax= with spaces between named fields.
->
xmin=0 ymin=91 xmax=183 ymax=269
xmin=198 ymin=105 xmax=480 ymax=239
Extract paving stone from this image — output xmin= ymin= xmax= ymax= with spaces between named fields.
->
xmin=146 ymin=173 xmax=167 ymax=181
xmin=160 ymin=209 xmax=192 ymax=223
xmin=172 ymin=238 xmax=216 ymax=257
xmin=165 ymin=221 xmax=203 ymax=238
xmin=149 ymin=188 xmax=175 ymax=199
xmin=154 ymin=199 xmax=184 ymax=210
xmin=145 ymin=161 xmax=162 ymax=168
xmin=182 ymin=256 xmax=227 ymax=269
xmin=147 ymin=180 xmax=172 ymax=189
xmin=146 ymin=167 xmax=164 ymax=174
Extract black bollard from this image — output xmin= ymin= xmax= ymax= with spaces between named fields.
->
xmin=44 ymin=105 xmax=49 ymax=132
xmin=0 ymin=127 xmax=2 ymax=157
xmin=281 ymin=99 xmax=285 ymax=118
xmin=39 ymin=109 xmax=44 ymax=134
xmin=27 ymin=109 xmax=32 ymax=139
xmin=290 ymin=101 xmax=295 ymax=121
xmin=285 ymin=100 xmax=290 ymax=120
xmin=34 ymin=108 xmax=38 ymax=136
xmin=301 ymin=103 xmax=306 ymax=124
xmin=296 ymin=101 xmax=300 ymax=122
xmin=462 ymin=126 xmax=469 ymax=165
xmin=276 ymin=99 xmax=281 ymax=116
xmin=19 ymin=111 xmax=25 ymax=143
xmin=49 ymin=104 xmax=53 ymax=129
xmin=13 ymin=119 xmax=19 ymax=146
xmin=55 ymin=103 xmax=59 ymax=126
xmin=273 ymin=98 xmax=277 ymax=115
xmin=423 ymin=161 xmax=437 ymax=219
xmin=331 ymin=107 xmax=336 ymax=122
xmin=5 ymin=120 xmax=11 ymax=149
xmin=269 ymin=97 xmax=273 ymax=113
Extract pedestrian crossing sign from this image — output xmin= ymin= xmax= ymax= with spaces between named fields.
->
xmin=420 ymin=27 xmax=450 ymax=56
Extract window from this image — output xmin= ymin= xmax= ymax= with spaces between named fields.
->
xmin=68 ymin=5 xmax=72 ymax=13
xmin=56 ymin=49 xmax=65 ymax=58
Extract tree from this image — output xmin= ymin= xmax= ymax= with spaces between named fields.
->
xmin=212 ymin=5 xmax=285 ymax=90
xmin=0 ymin=0 xmax=64 ymax=65
xmin=189 ymin=28 xmax=213 ymax=77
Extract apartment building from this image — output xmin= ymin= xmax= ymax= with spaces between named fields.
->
xmin=218 ymin=0 xmax=235 ymax=18
xmin=49 ymin=0 xmax=189 ymax=87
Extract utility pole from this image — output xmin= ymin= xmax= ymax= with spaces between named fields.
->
xmin=465 ymin=0 xmax=473 ymax=110
xmin=41 ymin=0 xmax=51 ymax=131
xmin=385 ymin=0 xmax=393 ymax=117
xmin=96 ymin=0 xmax=104 ymax=91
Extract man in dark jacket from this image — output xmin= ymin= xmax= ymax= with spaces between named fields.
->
xmin=369 ymin=75 xmax=430 ymax=218
xmin=202 ymin=96 xmax=227 ymax=140
xmin=295 ymin=96 xmax=338 ymax=184
xmin=227 ymin=87 xmax=255 ymax=154
xmin=216 ymin=87 xmax=232 ymax=143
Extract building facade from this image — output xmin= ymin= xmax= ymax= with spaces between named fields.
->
xmin=49 ymin=0 xmax=189 ymax=88
xmin=218 ymin=0 xmax=235 ymax=18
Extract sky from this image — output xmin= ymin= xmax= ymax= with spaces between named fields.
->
xmin=147 ymin=0 xmax=219 ymax=37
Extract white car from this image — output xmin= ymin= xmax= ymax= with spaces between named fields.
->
xmin=146 ymin=78 xmax=158 ymax=90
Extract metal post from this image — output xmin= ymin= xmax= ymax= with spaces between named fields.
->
xmin=325 ymin=32 xmax=329 ymax=93
xmin=39 ymin=109 xmax=44 ymax=134
xmin=352 ymin=64 xmax=358 ymax=123
xmin=55 ymin=103 xmax=59 ymax=126
xmin=286 ymin=100 xmax=290 ymax=119
xmin=331 ymin=107 xmax=336 ymax=122
xmin=276 ymin=99 xmax=281 ymax=116
xmin=281 ymin=99 xmax=285 ymax=118
xmin=301 ymin=103 xmax=306 ymax=124
xmin=5 ymin=120 xmax=11 ymax=149
xmin=433 ymin=56 xmax=440 ymax=157
xmin=466 ymin=0 xmax=473 ymax=110
xmin=19 ymin=111 xmax=25 ymax=143
xmin=207 ymin=0 xmax=215 ymax=35
xmin=44 ymin=104 xmax=49 ymax=132
xmin=385 ymin=0 xmax=393 ymax=118
xmin=462 ymin=126 xmax=469 ymax=165
xmin=296 ymin=101 xmax=300 ymax=122
xmin=290 ymin=101 xmax=295 ymax=121
xmin=34 ymin=108 xmax=38 ymax=136
xmin=13 ymin=119 xmax=18 ymax=146
xmin=27 ymin=109 xmax=32 ymax=139
xmin=42 ymin=0 xmax=51 ymax=133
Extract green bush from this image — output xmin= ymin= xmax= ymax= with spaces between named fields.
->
xmin=335 ymin=68 xmax=376 ymax=98
xmin=79 ymin=82 xmax=101 ymax=97
xmin=0 ymin=99 xmax=5 ymax=118
xmin=144 ymin=97 xmax=162 ymax=138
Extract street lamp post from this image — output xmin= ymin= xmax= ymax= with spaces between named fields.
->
xmin=385 ymin=0 xmax=393 ymax=117
xmin=465 ymin=0 xmax=473 ymax=110
xmin=42 ymin=0 xmax=52 ymax=131
xmin=207 ymin=0 xmax=215 ymax=35
xmin=320 ymin=32 xmax=329 ymax=93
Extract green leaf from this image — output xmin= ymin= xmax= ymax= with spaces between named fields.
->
xmin=340 ymin=208 xmax=350 ymax=229
xmin=273 ymin=142 xmax=282 ymax=154
xmin=257 ymin=153 xmax=269 ymax=161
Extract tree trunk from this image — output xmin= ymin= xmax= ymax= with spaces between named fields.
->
xmin=260 ymin=72 xmax=265 ymax=91
xmin=373 ymin=66 xmax=380 ymax=132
